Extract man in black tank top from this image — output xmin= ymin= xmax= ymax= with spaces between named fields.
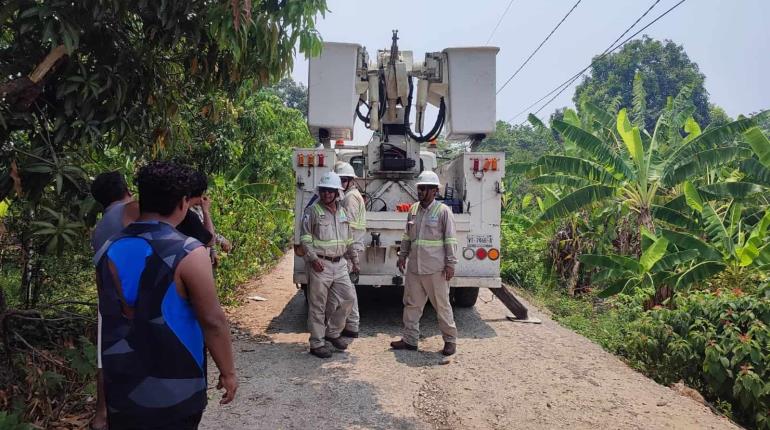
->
xmin=95 ymin=162 xmax=237 ymax=429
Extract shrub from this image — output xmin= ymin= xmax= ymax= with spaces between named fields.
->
xmin=500 ymin=217 xmax=547 ymax=290
xmin=209 ymin=183 xmax=294 ymax=304
xmin=623 ymin=282 xmax=770 ymax=428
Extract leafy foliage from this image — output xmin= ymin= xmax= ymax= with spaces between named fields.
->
xmin=623 ymin=283 xmax=770 ymax=429
xmin=574 ymin=37 xmax=711 ymax=127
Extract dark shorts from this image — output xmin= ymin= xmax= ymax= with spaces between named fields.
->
xmin=109 ymin=413 xmax=203 ymax=430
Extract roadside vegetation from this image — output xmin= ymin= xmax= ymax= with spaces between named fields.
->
xmin=0 ymin=1 xmax=321 ymax=426
xmin=1 ymin=3 xmax=767 ymax=428
xmin=490 ymin=38 xmax=770 ymax=429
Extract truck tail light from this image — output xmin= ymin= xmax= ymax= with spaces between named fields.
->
xmin=491 ymin=158 xmax=498 ymax=171
xmin=297 ymin=153 xmax=305 ymax=167
xmin=472 ymin=158 xmax=479 ymax=172
xmin=476 ymin=248 xmax=487 ymax=260
xmin=462 ymin=248 xmax=475 ymax=260
xmin=483 ymin=158 xmax=492 ymax=171
xmin=487 ymin=248 xmax=499 ymax=260
xmin=317 ymin=153 xmax=325 ymax=167
xmin=307 ymin=153 xmax=315 ymax=166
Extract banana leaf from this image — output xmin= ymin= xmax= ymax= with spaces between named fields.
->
xmin=552 ymin=120 xmax=634 ymax=179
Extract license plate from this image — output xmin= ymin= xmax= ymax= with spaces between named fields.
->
xmin=467 ymin=234 xmax=493 ymax=247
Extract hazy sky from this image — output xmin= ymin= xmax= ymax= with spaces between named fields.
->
xmin=291 ymin=0 xmax=769 ymax=143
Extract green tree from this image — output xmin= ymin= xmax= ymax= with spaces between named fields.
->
xmin=0 ymin=0 xmax=326 ymax=201
xmin=266 ymin=77 xmax=308 ymax=117
xmin=477 ymin=120 xmax=554 ymax=162
xmin=0 ymin=0 xmax=327 ymax=307
xmin=574 ymin=37 xmax=711 ymax=128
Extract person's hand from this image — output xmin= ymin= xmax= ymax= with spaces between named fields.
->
xmin=217 ymin=372 xmax=238 ymax=404
xmin=220 ymin=237 xmax=232 ymax=253
xmin=351 ymin=263 xmax=360 ymax=274
xmin=201 ymin=195 xmax=212 ymax=212
xmin=397 ymin=256 xmax=406 ymax=274
xmin=444 ymin=265 xmax=455 ymax=281
xmin=311 ymin=259 xmax=324 ymax=273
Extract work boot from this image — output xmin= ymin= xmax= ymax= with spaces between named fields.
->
xmin=341 ymin=329 xmax=359 ymax=338
xmin=325 ymin=336 xmax=349 ymax=351
xmin=390 ymin=339 xmax=417 ymax=351
xmin=310 ymin=345 xmax=333 ymax=358
xmin=442 ymin=342 xmax=456 ymax=356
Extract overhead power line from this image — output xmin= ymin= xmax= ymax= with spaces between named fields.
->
xmin=485 ymin=0 xmax=517 ymax=46
xmin=509 ymin=0 xmax=686 ymax=124
xmin=496 ymin=0 xmax=582 ymax=95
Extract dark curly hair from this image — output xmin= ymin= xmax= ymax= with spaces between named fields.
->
xmin=90 ymin=171 xmax=129 ymax=209
xmin=189 ymin=171 xmax=209 ymax=198
xmin=134 ymin=161 xmax=195 ymax=216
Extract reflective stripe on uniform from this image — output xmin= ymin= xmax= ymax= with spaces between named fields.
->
xmin=413 ymin=238 xmax=457 ymax=247
xmin=311 ymin=238 xmax=353 ymax=247
xmin=414 ymin=239 xmax=444 ymax=247
xmin=300 ymin=234 xmax=313 ymax=243
xmin=430 ymin=203 xmax=442 ymax=217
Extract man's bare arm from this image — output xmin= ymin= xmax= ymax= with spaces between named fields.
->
xmin=177 ymin=247 xmax=237 ymax=404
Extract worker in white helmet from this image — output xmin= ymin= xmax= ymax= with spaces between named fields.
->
xmin=299 ymin=171 xmax=358 ymax=358
xmin=391 ymin=170 xmax=459 ymax=356
xmin=325 ymin=161 xmax=365 ymax=338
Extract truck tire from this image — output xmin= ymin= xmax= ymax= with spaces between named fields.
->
xmin=452 ymin=287 xmax=479 ymax=308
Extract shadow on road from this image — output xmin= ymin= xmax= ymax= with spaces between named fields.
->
xmin=265 ymin=285 xmax=497 ymax=342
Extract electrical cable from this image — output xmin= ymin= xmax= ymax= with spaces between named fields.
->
xmin=528 ymin=0 xmax=668 ymax=118
xmin=403 ymin=77 xmax=445 ymax=143
xmin=485 ymin=0 xmax=517 ymax=45
xmin=496 ymin=0 xmax=582 ymax=96
xmin=507 ymin=0 xmax=683 ymax=123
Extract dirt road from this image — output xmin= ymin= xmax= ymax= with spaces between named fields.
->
xmin=200 ymin=252 xmax=737 ymax=429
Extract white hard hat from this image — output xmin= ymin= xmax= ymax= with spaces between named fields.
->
xmin=317 ymin=171 xmax=344 ymax=191
xmin=415 ymin=170 xmax=441 ymax=187
xmin=334 ymin=162 xmax=357 ymax=178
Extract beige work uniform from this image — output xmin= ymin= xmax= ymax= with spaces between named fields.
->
xmin=326 ymin=185 xmax=366 ymax=332
xmin=300 ymin=201 xmax=358 ymax=349
xmin=398 ymin=200 xmax=459 ymax=346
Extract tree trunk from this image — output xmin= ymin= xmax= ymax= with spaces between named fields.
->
xmin=18 ymin=238 xmax=35 ymax=309
xmin=638 ymin=207 xmax=655 ymax=233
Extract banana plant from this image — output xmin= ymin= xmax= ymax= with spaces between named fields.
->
xmin=520 ymin=84 xmax=768 ymax=236
xmin=661 ymin=188 xmax=770 ymax=288
xmin=578 ymin=229 xmax=699 ymax=298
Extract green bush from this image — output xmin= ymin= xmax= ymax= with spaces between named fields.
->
xmin=500 ymin=217 xmax=547 ymax=290
xmin=623 ymin=283 xmax=770 ymax=429
xmin=209 ymin=182 xmax=294 ymax=304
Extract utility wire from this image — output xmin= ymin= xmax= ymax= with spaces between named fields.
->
xmin=509 ymin=0 xmax=685 ymax=124
xmin=485 ymin=0 xmax=517 ymax=45
xmin=530 ymin=0 xmax=667 ymax=117
xmin=496 ymin=0 xmax=582 ymax=95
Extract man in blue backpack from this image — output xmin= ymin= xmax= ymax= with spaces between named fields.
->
xmin=94 ymin=161 xmax=237 ymax=429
